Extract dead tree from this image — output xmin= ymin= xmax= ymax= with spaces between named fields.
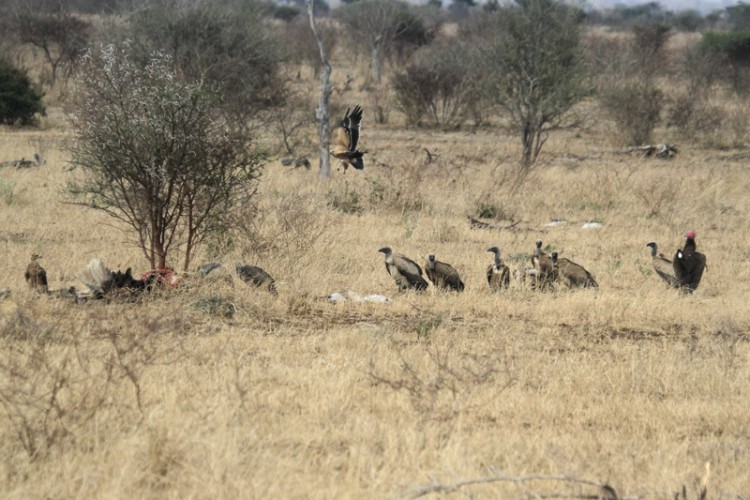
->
xmin=307 ymin=0 xmax=332 ymax=180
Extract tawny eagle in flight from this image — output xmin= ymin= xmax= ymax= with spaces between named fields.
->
xmin=330 ymin=105 xmax=365 ymax=172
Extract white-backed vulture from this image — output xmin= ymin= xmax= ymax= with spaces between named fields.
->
xmin=330 ymin=105 xmax=365 ymax=171
xmin=235 ymin=264 xmax=277 ymax=295
xmin=24 ymin=253 xmax=48 ymax=293
xmin=425 ymin=254 xmax=465 ymax=292
xmin=551 ymin=252 xmax=598 ymax=289
xmin=486 ymin=246 xmax=510 ymax=291
xmin=673 ymin=229 xmax=706 ymax=294
xmin=646 ymin=241 xmax=679 ymax=288
xmin=378 ymin=247 xmax=428 ymax=291
xmin=530 ymin=240 xmax=556 ymax=290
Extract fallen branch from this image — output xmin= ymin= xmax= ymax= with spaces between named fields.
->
xmin=467 ymin=216 xmax=521 ymax=231
xmin=408 ymin=472 xmax=622 ymax=499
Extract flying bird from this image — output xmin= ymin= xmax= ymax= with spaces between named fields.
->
xmin=550 ymin=252 xmax=598 ymax=288
xmin=24 ymin=253 xmax=48 ymax=293
xmin=486 ymin=246 xmax=510 ymax=291
xmin=646 ymin=241 xmax=678 ymax=288
xmin=672 ymin=229 xmax=706 ymax=294
xmin=235 ymin=264 xmax=277 ymax=295
xmin=378 ymin=247 xmax=428 ymax=291
xmin=425 ymin=254 xmax=465 ymax=292
xmin=330 ymin=105 xmax=365 ymax=172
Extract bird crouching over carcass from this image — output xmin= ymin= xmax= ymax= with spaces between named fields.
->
xmin=71 ymin=259 xmax=181 ymax=301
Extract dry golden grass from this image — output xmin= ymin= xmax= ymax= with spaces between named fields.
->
xmin=1 ymin=56 xmax=750 ymax=499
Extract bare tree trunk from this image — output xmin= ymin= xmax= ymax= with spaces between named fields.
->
xmin=371 ymin=36 xmax=382 ymax=84
xmin=307 ymin=0 xmax=332 ymax=180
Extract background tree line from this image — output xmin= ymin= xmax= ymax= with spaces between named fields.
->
xmin=3 ymin=0 xmax=750 ymax=268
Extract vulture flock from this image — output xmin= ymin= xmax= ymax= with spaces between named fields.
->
xmin=7 ymin=106 xmax=707 ymax=302
xmin=377 ymin=239 xmax=600 ymax=293
xmin=376 ymin=231 xmax=704 ymax=294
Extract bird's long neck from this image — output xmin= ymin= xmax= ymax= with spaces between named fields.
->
xmin=649 ymin=245 xmax=657 ymax=257
xmin=684 ymin=238 xmax=696 ymax=252
xmin=494 ymin=253 xmax=501 ymax=268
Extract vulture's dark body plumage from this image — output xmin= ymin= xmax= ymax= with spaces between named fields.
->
xmin=236 ymin=264 xmax=277 ymax=295
xmin=378 ymin=247 xmax=428 ymax=291
xmin=486 ymin=247 xmax=510 ymax=291
xmin=425 ymin=255 xmax=465 ymax=292
xmin=551 ymin=252 xmax=598 ymax=288
xmin=672 ymin=230 xmax=706 ymax=294
xmin=25 ymin=253 xmax=48 ymax=293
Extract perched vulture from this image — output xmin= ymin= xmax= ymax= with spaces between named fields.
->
xmin=24 ymin=253 xmax=48 ymax=293
xmin=550 ymin=252 xmax=598 ymax=289
xmin=378 ymin=247 xmax=428 ymax=291
xmin=530 ymin=240 xmax=556 ymax=290
xmin=486 ymin=246 xmax=510 ymax=291
xmin=672 ymin=230 xmax=706 ymax=294
xmin=646 ymin=241 xmax=678 ymax=288
xmin=425 ymin=254 xmax=465 ymax=292
xmin=235 ymin=264 xmax=277 ymax=295
xmin=330 ymin=105 xmax=365 ymax=171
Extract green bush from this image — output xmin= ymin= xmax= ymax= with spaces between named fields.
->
xmin=700 ymin=31 xmax=750 ymax=66
xmin=0 ymin=59 xmax=45 ymax=125
xmin=600 ymin=78 xmax=663 ymax=146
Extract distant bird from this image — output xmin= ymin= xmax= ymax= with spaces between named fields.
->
xmin=235 ymin=264 xmax=277 ymax=295
xmin=673 ymin=229 xmax=706 ymax=294
xmin=646 ymin=241 xmax=679 ymax=288
xmin=425 ymin=254 xmax=465 ymax=292
xmin=530 ymin=240 xmax=556 ymax=290
xmin=486 ymin=246 xmax=510 ymax=291
xmin=550 ymin=252 xmax=598 ymax=288
xmin=24 ymin=253 xmax=48 ymax=293
xmin=330 ymin=105 xmax=365 ymax=171
xmin=378 ymin=247 xmax=428 ymax=291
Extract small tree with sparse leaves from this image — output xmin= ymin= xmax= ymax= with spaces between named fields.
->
xmin=68 ymin=44 xmax=262 ymax=271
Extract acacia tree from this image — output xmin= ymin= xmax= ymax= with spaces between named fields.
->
xmin=339 ymin=0 xmax=418 ymax=84
xmin=485 ymin=0 xmax=587 ymax=168
xmin=14 ymin=3 xmax=90 ymax=85
xmin=69 ymin=44 xmax=262 ymax=271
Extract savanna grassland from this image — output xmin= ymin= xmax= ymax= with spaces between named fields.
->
xmin=2 ymin=31 xmax=750 ymax=499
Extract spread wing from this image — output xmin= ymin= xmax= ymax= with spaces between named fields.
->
xmin=344 ymin=105 xmax=362 ymax=151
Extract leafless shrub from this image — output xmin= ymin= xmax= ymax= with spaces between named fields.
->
xmin=393 ymin=42 xmax=481 ymax=129
xmin=368 ymin=340 xmax=515 ymax=430
xmin=367 ymin=160 xmax=426 ymax=214
xmin=634 ymin=173 xmax=682 ymax=219
xmin=0 ymin=312 xmax=114 ymax=460
xmin=600 ymin=77 xmax=663 ymax=146
xmin=0 ymin=305 xmax=186 ymax=461
xmin=238 ymin=190 xmax=335 ymax=264
xmin=667 ymin=92 xmax=723 ymax=140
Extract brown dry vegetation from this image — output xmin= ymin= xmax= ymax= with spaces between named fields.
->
xmin=1 ymin=31 xmax=749 ymax=499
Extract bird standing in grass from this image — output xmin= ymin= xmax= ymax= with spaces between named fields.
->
xmin=425 ymin=254 xmax=464 ymax=292
xmin=646 ymin=241 xmax=678 ymax=288
xmin=486 ymin=246 xmax=511 ymax=291
xmin=236 ymin=264 xmax=277 ymax=295
xmin=330 ymin=105 xmax=365 ymax=172
xmin=551 ymin=252 xmax=598 ymax=288
xmin=673 ymin=229 xmax=706 ymax=294
xmin=530 ymin=240 xmax=556 ymax=290
xmin=24 ymin=253 xmax=48 ymax=293
xmin=378 ymin=247 xmax=428 ymax=291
